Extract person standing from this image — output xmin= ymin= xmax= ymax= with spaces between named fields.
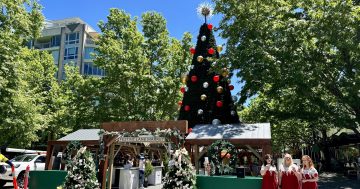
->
xmin=279 ymin=154 xmax=301 ymax=189
xmin=260 ymin=154 xmax=278 ymax=189
xmin=123 ymin=154 xmax=134 ymax=189
xmin=301 ymin=155 xmax=318 ymax=189
xmin=138 ymin=154 xmax=145 ymax=189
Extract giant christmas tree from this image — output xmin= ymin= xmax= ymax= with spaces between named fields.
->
xmin=178 ymin=4 xmax=239 ymax=128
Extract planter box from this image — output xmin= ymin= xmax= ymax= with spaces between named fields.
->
xmin=148 ymin=166 xmax=162 ymax=185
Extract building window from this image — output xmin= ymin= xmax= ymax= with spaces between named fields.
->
xmin=84 ymin=62 xmax=105 ymax=76
xmin=51 ymin=35 xmax=61 ymax=47
xmin=64 ymin=47 xmax=78 ymax=60
xmin=85 ymin=47 xmax=97 ymax=59
xmin=65 ymin=32 xmax=79 ymax=45
xmin=51 ymin=50 xmax=59 ymax=63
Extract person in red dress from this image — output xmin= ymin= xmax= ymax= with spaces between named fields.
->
xmin=301 ymin=155 xmax=318 ymax=189
xmin=260 ymin=154 xmax=278 ymax=189
xmin=279 ymin=153 xmax=301 ymax=189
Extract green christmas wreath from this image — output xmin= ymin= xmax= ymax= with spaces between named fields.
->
xmin=208 ymin=140 xmax=238 ymax=175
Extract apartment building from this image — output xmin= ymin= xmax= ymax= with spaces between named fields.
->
xmin=32 ymin=17 xmax=104 ymax=81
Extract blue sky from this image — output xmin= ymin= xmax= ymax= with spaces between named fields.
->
xmin=39 ymin=0 xmax=243 ymax=97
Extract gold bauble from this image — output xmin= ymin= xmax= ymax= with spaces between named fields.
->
xmin=227 ymin=79 xmax=231 ymax=84
xmin=197 ymin=56 xmax=204 ymax=63
xmin=181 ymin=74 xmax=188 ymax=84
xmin=200 ymin=94 xmax=207 ymax=101
xmin=222 ymin=68 xmax=229 ymax=77
xmin=217 ymin=45 xmax=223 ymax=52
xmin=217 ymin=86 xmax=224 ymax=93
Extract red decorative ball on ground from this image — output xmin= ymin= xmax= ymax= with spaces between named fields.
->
xmin=208 ymin=48 xmax=215 ymax=55
xmin=190 ymin=47 xmax=196 ymax=54
xmin=216 ymin=101 xmax=223 ymax=107
xmin=191 ymin=75 xmax=198 ymax=82
xmin=207 ymin=24 xmax=213 ymax=30
xmin=229 ymin=85 xmax=234 ymax=90
xmin=180 ymin=87 xmax=186 ymax=93
xmin=184 ymin=105 xmax=190 ymax=111
xmin=213 ymin=75 xmax=220 ymax=82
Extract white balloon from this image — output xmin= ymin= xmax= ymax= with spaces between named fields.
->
xmin=197 ymin=109 xmax=204 ymax=115
xmin=203 ymin=82 xmax=209 ymax=88
xmin=212 ymin=119 xmax=221 ymax=125
xmin=201 ymin=35 xmax=206 ymax=41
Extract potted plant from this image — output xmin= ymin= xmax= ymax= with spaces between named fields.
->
xmin=144 ymin=160 xmax=154 ymax=188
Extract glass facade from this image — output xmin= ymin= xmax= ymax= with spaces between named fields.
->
xmin=64 ymin=47 xmax=78 ymax=60
xmin=65 ymin=32 xmax=80 ymax=45
xmin=85 ymin=47 xmax=97 ymax=59
xmin=51 ymin=35 xmax=61 ymax=47
xmin=84 ymin=62 xmax=105 ymax=76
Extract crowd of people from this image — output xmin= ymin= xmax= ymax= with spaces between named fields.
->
xmin=261 ymin=153 xmax=319 ymax=189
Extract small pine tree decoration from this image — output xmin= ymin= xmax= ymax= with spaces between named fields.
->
xmin=63 ymin=146 xmax=100 ymax=189
xmin=163 ymin=148 xmax=196 ymax=189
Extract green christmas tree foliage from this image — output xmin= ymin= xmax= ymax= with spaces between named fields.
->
xmin=178 ymin=5 xmax=239 ymax=128
xmin=63 ymin=145 xmax=99 ymax=189
xmin=163 ymin=148 xmax=196 ymax=189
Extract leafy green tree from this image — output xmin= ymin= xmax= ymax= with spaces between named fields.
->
xmin=213 ymin=0 xmax=360 ymax=135
xmin=94 ymin=9 xmax=192 ymax=122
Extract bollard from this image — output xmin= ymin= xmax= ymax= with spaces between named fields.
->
xmin=11 ymin=166 xmax=18 ymax=189
xmin=24 ymin=165 xmax=30 ymax=189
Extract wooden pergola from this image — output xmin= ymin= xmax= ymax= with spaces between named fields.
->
xmin=185 ymin=123 xmax=272 ymax=173
xmin=99 ymin=120 xmax=188 ymax=189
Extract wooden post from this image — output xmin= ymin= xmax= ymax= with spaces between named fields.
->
xmin=100 ymin=145 xmax=109 ymax=189
xmin=107 ymin=144 xmax=115 ymax=189
xmin=194 ymin=145 xmax=199 ymax=174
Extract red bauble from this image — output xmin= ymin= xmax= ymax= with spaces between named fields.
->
xmin=216 ymin=101 xmax=223 ymax=107
xmin=190 ymin=47 xmax=196 ymax=54
xmin=229 ymin=85 xmax=234 ymax=90
xmin=213 ymin=75 xmax=220 ymax=82
xmin=178 ymin=101 xmax=183 ymax=106
xmin=184 ymin=105 xmax=190 ymax=111
xmin=191 ymin=75 xmax=198 ymax=82
xmin=208 ymin=24 xmax=213 ymax=30
xmin=208 ymin=48 xmax=215 ymax=55
xmin=188 ymin=128 xmax=193 ymax=133
xmin=180 ymin=87 xmax=186 ymax=94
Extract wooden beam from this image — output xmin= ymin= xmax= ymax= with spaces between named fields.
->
xmin=101 ymin=120 xmax=188 ymax=133
xmin=100 ymin=146 xmax=109 ymax=189
xmin=245 ymin=145 xmax=262 ymax=160
xmin=198 ymin=146 xmax=208 ymax=158
xmin=107 ymin=144 xmax=115 ymax=189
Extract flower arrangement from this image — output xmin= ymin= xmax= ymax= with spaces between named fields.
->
xmin=163 ymin=148 xmax=197 ymax=189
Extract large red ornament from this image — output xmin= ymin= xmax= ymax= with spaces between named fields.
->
xmin=191 ymin=75 xmax=198 ymax=82
xmin=188 ymin=128 xmax=193 ymax=133
xmin=207 ymin=24 xmax=213 ymax=30
xmin=213 ymin=75 xmax=220 ymax=82
xmin=190 ymin=47 xmax=196 ymax=54
xmin=208 ymin=48 xmax=215 ymax=55
xmin=229 ymin=85 xmax=234 ymax=90
xmin=180 ymin=87 xmax=186 ymax=94
xmin=216 ymin=101 xmax=223 ymax=108
xmin=184 ymin=105 xmax=190 ymax=111
xmin=178 ymin=101 xmax=183 ymax=106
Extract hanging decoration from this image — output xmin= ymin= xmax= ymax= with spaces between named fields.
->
xmin=217 ymin=45 xmax=223 ymax=52
xmin=201 ymin=35 xmax=206 ymax=42
xmin=197 ymin=109 xmax=204 ymax=115
xmin=190 ymin=47 xmax=196 ymax=54
xmin=188 ymin=128 xmax=193 ymax=133
xmin=191 ymin=75 xmax=198 ymax=83
xmin=216 ymin=101 xmax=223 ymax=108
xmin=213 ymin=75 xmax=220 ymax=82
xmin=184 ymin=105 xmax=190 ymax=111
xmin=231 ymin=111 xmax=236 ymax=116
xmin=180 ymin=87 xmax=186 ymax=94
xmin=203 ymin=82 xmax=209 ymax=88
xmin=217 ymin=86 xmax=224 ymax=93
xmin=200 ymin=94 xmax=207 ymax=101
xmin=221 ymin=68 xmax=229 ymax=77
xmin=197 ymin=55 xmax=204 ymax=62
xmin=229 ymin=85 xmax=234 ymax=90
xmin=208 ymin=48 xmax=215 ymax=55
xmin=207 ymin=23 xmax=213 ymax=30
xmin=178 ymin=101 xmax=183 ymax=106
xmin=212 ymin=119 xmax=221 ymax=125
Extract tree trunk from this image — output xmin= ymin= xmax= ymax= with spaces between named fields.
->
xmin=320 ymin=129 xmax=332 ymax=171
